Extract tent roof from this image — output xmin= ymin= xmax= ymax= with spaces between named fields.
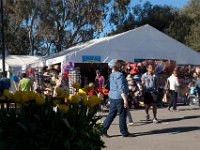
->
xmin=0 ymin=55 xmax=42 ymax=70
xmin=42 ymin=24 xmax=200 ymax=65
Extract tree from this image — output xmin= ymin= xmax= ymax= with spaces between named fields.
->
xmin=38 ymin=0 xmax=131 ymax=53
xmin=182 ymin=0 xmax=200 ymax=52
xmin=2 ymin=0 xmax=40 ymax=55
xmin=165 ymin=14 xmax=193 ymax=44
xmin=3 ymin=0 xmax=131 ymax=55
xmin=109 ymin=1 xmax=178 ymax=36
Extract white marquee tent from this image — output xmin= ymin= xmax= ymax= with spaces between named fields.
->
xmin=0 ymin=55 xmax=42 ymax=71
xmin=35 ymin=24 xmax=200 ymax=66
xmin=0 ymin=55 xmax=42 ymax=93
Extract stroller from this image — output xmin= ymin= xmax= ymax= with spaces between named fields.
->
xmin=127 ymin=74 xmax=143 ymax=108
xmin=187 ymin=86 xmax=199 ymax=106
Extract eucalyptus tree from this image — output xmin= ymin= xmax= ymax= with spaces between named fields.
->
xmin=2 ymin=0 xmax=131 ymax=55
xmin=182 ymin=0 xmax=200 ymax=52
xmin=109 ymin=1 xmax=178 ymax=36
xmin=37 ymin=0 xmax=131 ymax=53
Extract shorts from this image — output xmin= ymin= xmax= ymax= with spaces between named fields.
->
xmin=143 ymin=92 xmax=157 ymax=104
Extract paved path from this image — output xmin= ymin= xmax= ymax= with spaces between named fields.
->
xmin=101 ymin=105 xmax=200 ymax=150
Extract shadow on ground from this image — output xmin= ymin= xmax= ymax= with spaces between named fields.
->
xmin=108 ymin=126 xmax=200 ymax=138
xmin=134 ymin=126 xmax=200 ymax=137
xmin=160 ymin=115 xmax=200 ymax=123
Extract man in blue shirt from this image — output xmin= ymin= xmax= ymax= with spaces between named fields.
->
xmin=103 ymin=59 xmax=130 ymax=137
xmin=0 ymin=72 xmax=11 ymax=93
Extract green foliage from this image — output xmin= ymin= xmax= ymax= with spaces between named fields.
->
xmin=165 ymin=14 xmax=193 ymax=44
xmin=185 ymin=21 xmax=200 ymax=52
xmin=3 ymin=0 xmax=131 ymax=55
xmin=0 ymin=101 xmax=105 ymax=150
xmin=109 ymin=1 xmax=178 ymax=36
xmin=181 ymin=0 xmax=200 ymax=52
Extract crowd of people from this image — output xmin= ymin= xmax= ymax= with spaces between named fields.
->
xmin=1 ymin=59 xmax=200 ymax=138
xmin=0 ymin=69 xmax=63 ymax=98
xmin=101 ymin=59 xmax=200 ymax=138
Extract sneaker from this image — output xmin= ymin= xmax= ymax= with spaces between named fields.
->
xmin=146 ymin=115 xmax=150 ymax=121
xmin=127 ymin=122 xmax=134 ymax=126
xmin=153 ymin=118 xmax=158 ymax=124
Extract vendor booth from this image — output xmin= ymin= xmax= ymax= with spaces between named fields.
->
xmin=0 ymin=55 xmax=42 ymax=92
xmin=0 ymin=55 xmax=42 ymax=71
xmin=30 ymin=24 xmax=200 ymax=90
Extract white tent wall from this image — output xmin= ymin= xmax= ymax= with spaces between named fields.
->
xmin=0 ymin=55 xmax=42 ymax=70
xmin=0 ymin=61 xmax=10 ymax=71
xmin=30 ymin=58 xmax=46 ymax=68
xmin=40 ymin=24 xmax=200 ymax=66
xmin=0 ymin=55 xmax=42 ymax=93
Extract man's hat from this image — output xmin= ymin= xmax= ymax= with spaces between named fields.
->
xmin=108 ymin=59 xmax=118 ymax=69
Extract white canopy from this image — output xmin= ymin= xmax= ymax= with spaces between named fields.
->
xmin=0 ymin=55 xmax=42 ymax=71
xmin=39 ymin=24 xmax=200 ymax=65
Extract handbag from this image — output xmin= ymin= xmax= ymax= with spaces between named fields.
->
xmin=164 ymin=78 xmax=170 ymax=91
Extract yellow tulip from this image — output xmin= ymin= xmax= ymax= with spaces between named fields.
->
xmin=60 ymin=91 xmax=66 ymax=99
xmin=13 ymin=91 xmax=22 ymax=103
xmin=81 ymin=94 xmax=88 ymax=106
xmin=3 ymin=90 xmax=12 ymax=100
xmin=27 ymin=91 xmax=36 ymax=100
xmin=55 ymin=87 xmax=62 ymax=95
xmin=69 ymin=94 xmax=80 ymax=104
xmin=20 ymin=91 xmax=30 ymax=103
xmin=71 ymin=82 xmax=80 ymax=89
xmin=87 ymin=95 xmax=101 ymax=107
xmin=35 ymin=95 xmax=45 ymax=105
xmin=59 ymin=104 xmax=69 ymax=113
xmin=78 ymin=89 xmax=86 ymax=95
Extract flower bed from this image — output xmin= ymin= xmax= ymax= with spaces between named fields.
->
xmin=0 ymin=83 xmax=105 ymax=150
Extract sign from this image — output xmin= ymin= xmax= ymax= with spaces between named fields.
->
xmin=82 ymin=56 xmax=101 ymax=62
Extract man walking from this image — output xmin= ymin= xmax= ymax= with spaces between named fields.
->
xmin=141 ymin=65 xmax=158 ymax=123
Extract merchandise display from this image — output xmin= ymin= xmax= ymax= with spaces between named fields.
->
xmin=68 ymin=67 xmax=81 ymax=94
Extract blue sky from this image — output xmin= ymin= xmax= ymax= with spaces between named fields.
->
xmin=132 ymin=0 xmax=190 ymax=8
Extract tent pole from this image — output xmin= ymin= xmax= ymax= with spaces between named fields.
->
xmin=1 ymin=0 xmax=6 ymax=77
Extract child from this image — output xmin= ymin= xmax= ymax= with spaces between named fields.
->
xmin=188 ymin=81 xmax=196 ymax=96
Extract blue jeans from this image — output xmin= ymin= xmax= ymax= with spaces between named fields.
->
xmin=103 ymin=98 xmax=129 ymax=136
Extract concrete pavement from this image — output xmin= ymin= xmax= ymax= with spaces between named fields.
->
xmin=101 ymin=105 xmax=200 ymax=150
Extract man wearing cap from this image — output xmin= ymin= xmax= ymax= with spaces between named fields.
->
xmin=103 ymin=59 xmax=130 ymax=137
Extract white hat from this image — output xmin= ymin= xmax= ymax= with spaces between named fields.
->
xmin=108 ymin=59 xmax=118 ymax=68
